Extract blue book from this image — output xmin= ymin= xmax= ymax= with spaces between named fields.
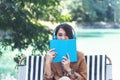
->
xmin=50 ymin=39 xmax=77 ymax=62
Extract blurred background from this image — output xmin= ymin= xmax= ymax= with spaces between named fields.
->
xmin=0 ymin=0 xmax=120 ymax=80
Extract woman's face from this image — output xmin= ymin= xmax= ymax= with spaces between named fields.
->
xmin=56 ymin=28 xmax=69 ymax=40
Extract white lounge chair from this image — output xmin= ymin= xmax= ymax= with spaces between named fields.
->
xmin=18 ymin=54 xmax=112 ymax=80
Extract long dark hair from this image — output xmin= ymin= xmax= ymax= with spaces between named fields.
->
xmin=55 ymin=23 xmax=74 ymax=39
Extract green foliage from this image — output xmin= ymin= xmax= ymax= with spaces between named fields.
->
xmin=0 ymin=51 xmax=2 ymax=57
xmin=68 ymin=0 xmax=114 ymax=24
xmin=0 ymin=0 xmax=65 ymax=56
xmin=58 ymin=14 xmax=72 ymax=22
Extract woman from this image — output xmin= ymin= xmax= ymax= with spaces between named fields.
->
xmin=44 ymin=23 xmax=87 ymax=80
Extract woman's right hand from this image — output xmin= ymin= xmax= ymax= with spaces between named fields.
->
xmin=45 ymin=48 xmax=56 ymax=63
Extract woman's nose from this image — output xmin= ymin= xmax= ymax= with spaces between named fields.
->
xmin=60 ymin=36 xmax=66 ymax=40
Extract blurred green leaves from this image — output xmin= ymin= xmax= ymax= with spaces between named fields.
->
xmin=68 ymin=0 xmax=114 ymax=23
xmin=0 ymin=0 xmax=67 ymax=55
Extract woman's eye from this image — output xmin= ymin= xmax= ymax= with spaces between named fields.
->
xmin=58 ymin=33 xmax=63 ymax=36
xmin=58 ymin=34 xmax=62 ymax=36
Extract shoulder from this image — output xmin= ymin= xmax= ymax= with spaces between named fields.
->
xmin=77 ymin=51 xmax=85 ymax=57
xmin=77 ymin=51 xmax=85 ymax=60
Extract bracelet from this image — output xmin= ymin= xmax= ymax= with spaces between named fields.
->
xmin=67 ymin=69 xmax=75 ymax=76
xmin=67 ymin=70 xmax=78 ymax=79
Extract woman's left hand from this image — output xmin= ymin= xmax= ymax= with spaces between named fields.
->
xmin=61 ymin=56 xmax=71 ymax=72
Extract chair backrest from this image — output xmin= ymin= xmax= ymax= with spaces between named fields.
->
xmin=85 ymin=55 xmax=112 ymax=80
xmin=18 ymin=55 xmax=112 ymax=80
xmin=18 ymin=56 xmax=44 ymax=80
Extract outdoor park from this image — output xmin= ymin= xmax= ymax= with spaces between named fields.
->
xmin=0 ymin=0 xmax=120 ymax=80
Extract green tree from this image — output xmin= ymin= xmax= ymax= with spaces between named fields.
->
xmin=68 ymin=0 xmax=114 ymax=24
xmin=0 ymin=0 xmax=68 ymax=59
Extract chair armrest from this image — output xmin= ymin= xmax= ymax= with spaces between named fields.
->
xmin=19 ymin=56 xmax=26 ymax=65
xmin=106 ymin=56 xmax=112 ymax=64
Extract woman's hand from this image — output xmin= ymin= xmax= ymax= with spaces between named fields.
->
xmin=61 ymin=56 xmax=71 ymax=72
xmin=45 ymin=48 xmax=56 ymax=63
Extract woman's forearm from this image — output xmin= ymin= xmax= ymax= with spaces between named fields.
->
xmin=44 ymin=61 xmax=54 ymax=79
xmin=44 ymin=61 xmax=52 ymax=76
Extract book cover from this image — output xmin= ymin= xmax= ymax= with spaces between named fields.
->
xmin=50 ymin=39 xmax=77 ymax=62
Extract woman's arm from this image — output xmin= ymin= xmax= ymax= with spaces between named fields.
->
xmin=44 ymin=59 xmax=54 ymax=79
xmin=43 ymin=49 xmax=56 ymax=80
